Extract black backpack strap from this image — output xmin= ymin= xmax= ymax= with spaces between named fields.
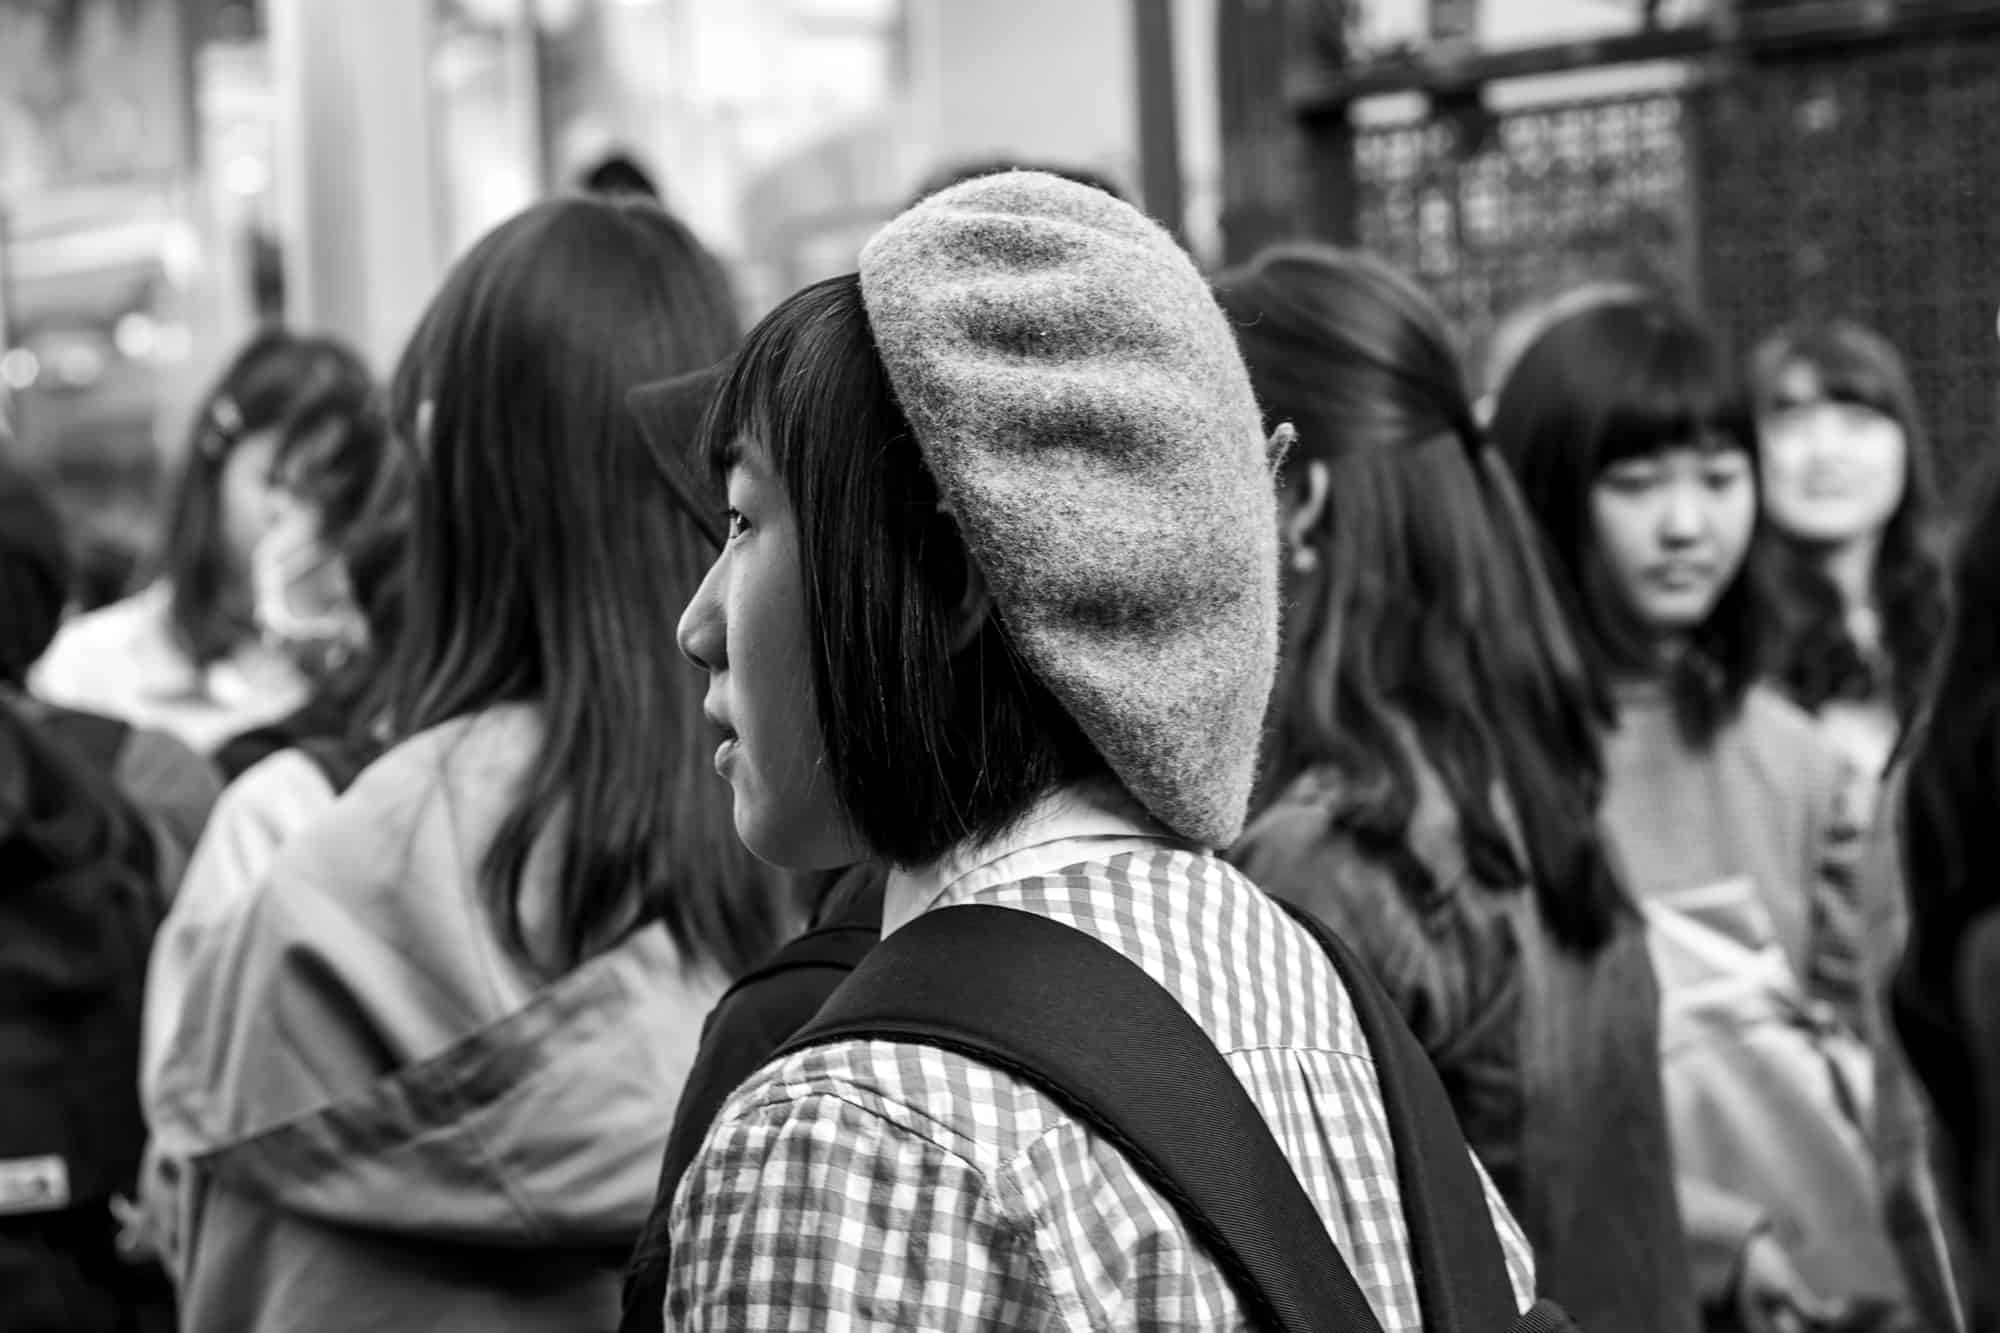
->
xmin=1267 ymin=898 xmax=1533 ymax=1327
xmin=779 ymin=904 xmax=1390 ymax=1333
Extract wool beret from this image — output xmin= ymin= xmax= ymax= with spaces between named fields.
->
xmin=859 ymin=170 xmax=1279 ymax=849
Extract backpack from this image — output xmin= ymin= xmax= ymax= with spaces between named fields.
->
xmin=779 ymin=898 xmax=1579 ymax=1333
xmin=0 ymin=706 xmax=173 ymax=1331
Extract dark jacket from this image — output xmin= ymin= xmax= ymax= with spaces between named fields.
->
xmin=620 ymin=866 xmax=884 ymax=1333
xmin=1232 ymin=756 xmax=1697 ymax=1333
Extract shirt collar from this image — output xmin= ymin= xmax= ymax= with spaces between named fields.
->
xmin=880 ymin=777 xmax=1174 ymax=936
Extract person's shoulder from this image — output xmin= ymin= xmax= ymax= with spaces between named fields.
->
xmin=32 ymin=585 xmax=176 ymax=692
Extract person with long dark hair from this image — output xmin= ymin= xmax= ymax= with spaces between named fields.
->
xmin=1755 ymin=322 xmax=1963 ymax=1333
xmin=663 ymin=171 xmax=1534 ymax=1329
xmin=1492 ymin=289 xmax=1902 ymax=1331
xmin=1752 ymin=320 xmax=1946 ymax=787
xmin=34 ymin=333 xmax=368 ymax=754
xmin=1219 ymin=245 xmax=1692 ymax=1333
xmin=143 ymin=196 xmax=783 ymax=1332
xmin=1895 ymin=460 xmax=2000 ymax=1332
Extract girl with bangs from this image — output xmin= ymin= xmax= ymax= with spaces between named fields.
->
xmin=1220 ymin=245 xmax=1693 ymax=1333
xmin=1492 ymin=290 xmax=1907 ymax=1333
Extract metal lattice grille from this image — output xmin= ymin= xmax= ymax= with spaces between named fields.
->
xmin=1691 ymin=33 xmax=2000 ymax=495
xmin=1355 ymin=93 xmax=1695 ymax=351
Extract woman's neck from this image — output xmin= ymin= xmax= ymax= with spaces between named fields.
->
xmin=1812 ymin=535 xmax=1882 ymax=650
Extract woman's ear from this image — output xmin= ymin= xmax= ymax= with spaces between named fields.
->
xmin=951 ymin=556 xmax=994 ymax=654
xmin=1283 ymin=459 xmax=1332 ymax=573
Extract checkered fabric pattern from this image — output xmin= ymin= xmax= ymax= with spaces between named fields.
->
xmin=665 ymin=847 xmax=1536 ymax=1329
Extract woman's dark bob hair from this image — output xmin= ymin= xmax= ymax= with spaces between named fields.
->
xmin=700 ymin=273 xmax=1101 ymax=867
xmin=1489 ymin=290 xmax=1766 ymax=745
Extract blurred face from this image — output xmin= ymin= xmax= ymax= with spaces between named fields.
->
xmin=1590 ymin=442 xmax=1757 ymax=641
xmin=252 ymin=488 xmax=366 ymax=674
xmin=676 ymin=432 xmax=863 ymax=870
xmin=217 ymin=427 xmax=283 ymax=573
xmin=1759 ymin=362 xmax=1907 ymax=547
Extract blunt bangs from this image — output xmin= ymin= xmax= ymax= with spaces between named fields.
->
xmin=1590 ymin=305 xmax=1756 ymax=470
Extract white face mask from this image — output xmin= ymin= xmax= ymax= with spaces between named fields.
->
xmin=251 ymin=499 xmax=367 ymax=675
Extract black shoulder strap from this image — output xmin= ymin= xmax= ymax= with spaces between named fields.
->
xmin=1268 ymin=898 xmax=1526 ymax=1326
xmin=780 ymin=904 xmax=1392 ymax=1333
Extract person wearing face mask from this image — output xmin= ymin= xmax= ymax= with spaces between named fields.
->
xmin=32 ymin=333 xmax=365 ymax=755
xmin=1491 ymin=290 xmax=1906 ymax=1333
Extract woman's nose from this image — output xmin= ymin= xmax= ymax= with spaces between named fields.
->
xmin=1658 ymin=480 xmax=1704 ymax=544
xmin=677 ymin=560 xmax=726 ymax=672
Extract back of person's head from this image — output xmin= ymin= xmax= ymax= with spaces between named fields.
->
xmin=1489 ymin=288 xmax=1764 ymax=746
xmin=1215 ymin=244 xmax=1625 ymax=954
xmin=384 ymin=194 xmax=771 ymax=977
xmin=578 ymin=151 xmax=661 ymax=202
xmin=158 ymin=331 xmax=373 ymax=667
xmin=0 ymin=457 xmax=73 ymax=687
xmin=1751 ymin=318 xmax=1945 ymax=720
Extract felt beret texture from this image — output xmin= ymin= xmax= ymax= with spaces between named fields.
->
xmin=859 ymin=170 xmax=1278 ymax=848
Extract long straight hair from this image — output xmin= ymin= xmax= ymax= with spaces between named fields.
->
xmin=1752 ymin=320 xmax=1947 ymax=725
xmin=154 ymin=331 xmax=372 ymax=666
xmin=384 ymin=197 xmax=779 ymax=977
xmin=1218 ymin=245 xmax=1626 ymax=955
xmin=1490 ymin=290 xmax=1766 ymax=746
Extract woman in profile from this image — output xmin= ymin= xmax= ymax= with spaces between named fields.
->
xmin=145 ymin=196 xmax=784 ymax=1332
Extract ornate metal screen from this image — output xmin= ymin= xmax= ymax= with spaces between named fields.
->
xmin=1249 ymin=13 xmax=2000 ymax=494
xmin=1690 ymin=32 xmax=2000 ymax=496
xmin=1353 ymin=93 xmax=1694 ymax=354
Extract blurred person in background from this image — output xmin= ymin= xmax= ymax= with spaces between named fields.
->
xmin=142 ymin=195 xmax=785 ymax=1332
xmin=139 ymin=372 xmax=410 ymax=1267
xmin=1892 ymin=458 xmax=2000 ymax=1333
xmin=0 ymin=702 xmax=179 ymax=1333
xmin=1752 ymin=320 xmax=1946 ymax=791
xmin=209 ymin=362 xmax=405 ymax=781
xmin=1220 ymin=245 xmax=1695 ymax=1333
xmin=1755 ymin=324 xmax=1963 ymax=1333
xmin=33 ymin=333 xmax=373 ymax=755
xmin=1492 ymin=289 xmax=1905 ymax=1333
xmin=578 ymin=149 xmax=662 ymax=202
xmin=1 ymin=452 xmax=221 ymax=881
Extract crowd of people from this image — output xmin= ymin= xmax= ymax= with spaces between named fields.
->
xmin=1 ymin=159 xmax=1995 ymax=1333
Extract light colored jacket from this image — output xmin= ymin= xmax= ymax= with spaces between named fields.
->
xmin=144 ymin=705 xmax=728 ymax=1332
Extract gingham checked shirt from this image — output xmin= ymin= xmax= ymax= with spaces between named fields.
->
xmin=665 ymin=784 xmax=1536 ymax=1329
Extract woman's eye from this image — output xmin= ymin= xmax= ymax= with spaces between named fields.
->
xmin=1601 ymin=467 xmax=1658 ymax=494
xmin=1702 ymin=459 xmax=1749 ymax=490
xmin=725 ymin=508 xmax=749 ymax=541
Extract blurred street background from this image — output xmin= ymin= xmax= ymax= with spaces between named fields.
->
xmin=2 ymin=0 xmax=1997 ymax=599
